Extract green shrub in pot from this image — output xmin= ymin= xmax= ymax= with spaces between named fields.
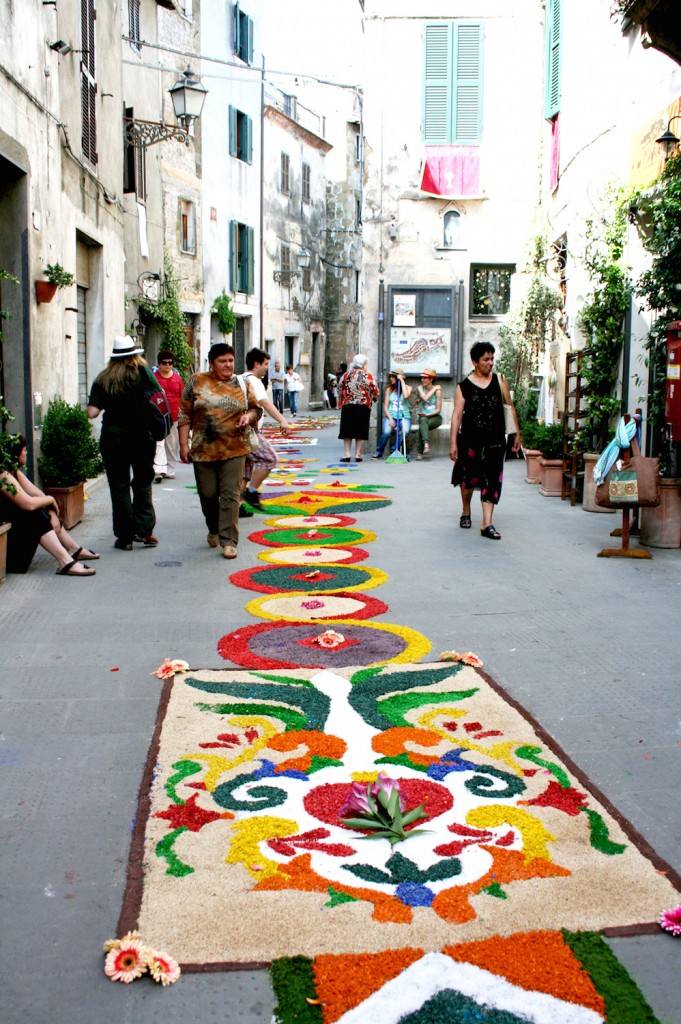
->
xmin=38 ymin=397 xmax=104 ymax=487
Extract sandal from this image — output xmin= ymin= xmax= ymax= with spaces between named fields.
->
xmin=56 ymin=560 xmax=96 ymax=576
xmin=71 ymin=546 xmax=100 ymax=561
xmin=480 ymin=525 xmax=501 ymax=540
xmin=459 ymin=515 xmax=472 ymax=529
xmin=355 ymin=457 xmax=363 ymax=462
xmin=416 ymin=453 xmax=423 ymax=461
xmin=340 ymin=457 xmax=351 ymax=462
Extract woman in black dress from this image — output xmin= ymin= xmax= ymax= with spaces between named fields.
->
xmin=449 ymin=342 xmax=520 ymax=539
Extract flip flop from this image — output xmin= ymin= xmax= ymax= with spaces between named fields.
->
xmin=459 ymin=515 xmax=472 ymax=529
xmin=355 ymin=457 xmax=363 ymax=462
xmin=56 ymin=561 xmax=96 ymax=576
xmin=480 ymin=525 xmax=501 ymax=540
xmin=71 ymin=546 xmax=100 ymax=561
xmin=340 ymin=457 xmax=351 ymax=462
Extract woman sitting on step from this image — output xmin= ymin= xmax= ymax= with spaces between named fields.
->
xmin=415 ymin=368 xmax=442 ymax=459
xmin=0 ymin=435 xmax=98 ymax=576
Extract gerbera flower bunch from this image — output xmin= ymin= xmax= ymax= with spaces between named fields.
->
xmin=312 ymin=629 xmax=345 ymax=648
xmin=439 ymin=650 xmax=483 ymax=668
xmin=339 ymin=772 xmax=429 ymax=846
xmin=659 ymin=905 xmax=681 ymax=936
xmin=103 ymin=931 xmax=180 ymax=985
xmin=150 ymin=658 xmax=190 ymax=679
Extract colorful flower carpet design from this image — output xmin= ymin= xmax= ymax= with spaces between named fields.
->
xmin=271 ymin=931 xmax=661 ymax=1024
xmin=120 ymin=432 xmax=679 ymax=1015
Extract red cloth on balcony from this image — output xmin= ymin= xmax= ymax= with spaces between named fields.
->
xmin=549 ymin=115 xmax=560 ymax=192
xmin=419 ymin=146 xmax=481 ymax=198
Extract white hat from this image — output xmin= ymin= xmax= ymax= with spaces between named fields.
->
xmin=110 ymin=335 xmax=144 ymax=359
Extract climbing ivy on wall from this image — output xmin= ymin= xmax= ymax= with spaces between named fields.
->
xmin=138 ymin=256 xmax=193 ymax=381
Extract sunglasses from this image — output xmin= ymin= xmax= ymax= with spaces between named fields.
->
xmin=159 ymin=360 xmax=173 ymax=365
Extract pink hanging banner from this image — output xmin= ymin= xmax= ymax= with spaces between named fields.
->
xmin=419 ymin=146 xmax=481 ymax=198
xmin=549 ymin=115 xmax=560 ymax=192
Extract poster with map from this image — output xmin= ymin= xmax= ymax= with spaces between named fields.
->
xmin=390 ymin=328 xmax=452 ymax=376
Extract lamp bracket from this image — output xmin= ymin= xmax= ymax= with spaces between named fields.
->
xmin=124 ymin=118 xmax=190 ymax=149
xmin=273 ymin=270 xmax=300 ymax=284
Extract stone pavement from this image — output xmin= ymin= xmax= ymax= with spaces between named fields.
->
xmin=1 ymin=416 xmax=679 ymax=1024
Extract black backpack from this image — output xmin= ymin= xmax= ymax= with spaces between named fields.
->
xmin=143 ymin=368 xmax=172 ymax=441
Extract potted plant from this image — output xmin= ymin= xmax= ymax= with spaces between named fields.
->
xmin=519 ymin=419 xmax=542 ymax=484
xmin=38 ymin=397 xmax=103 ymax=528
xmin=534 ymin=421 xmax=564 ymax=497
xmin=211 ymin=290 xmax=236 ymax=337
xmin=36 ymin=263 xmax=75 ymax=303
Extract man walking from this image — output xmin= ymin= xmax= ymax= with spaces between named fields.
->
xmin=270 ymin=360 xmax=285 ymax=413
xmin=242 ymin=348 xmax=291 ymax=510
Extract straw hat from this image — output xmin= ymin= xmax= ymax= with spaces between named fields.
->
xmin=110 ymin=335 xmax=144 ymax=359
xmin=420 ymin=367 xmax=437 ymax=378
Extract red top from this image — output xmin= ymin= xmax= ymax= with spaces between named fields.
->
xmin=153 ymin=368 xmax=184 ymax=422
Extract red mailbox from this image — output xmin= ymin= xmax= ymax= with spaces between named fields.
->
xmin=666 ymin=321 xmax=681 ymax=443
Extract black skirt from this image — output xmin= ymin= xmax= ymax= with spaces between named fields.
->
xmin=338 ymin=404 xmax=371 ymax=440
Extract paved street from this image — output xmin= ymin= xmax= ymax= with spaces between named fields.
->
xmin=1 ymin=416 xmax=680 ymax=1024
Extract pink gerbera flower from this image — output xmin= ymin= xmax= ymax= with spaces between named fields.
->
xmin=147 ymin=949 xmax=181 ymax=985
xmin=102 ymin=929 xmax=142 ymax=953
xmin=313 ymin=629 xmax=345 ymax=648
xmin=104 ymin=939 xmax=148 ymax=983
xmin=151 ymin=658 xmax=189 ymax=679
xmin=660 ymin=905 xmax=681 ymax=936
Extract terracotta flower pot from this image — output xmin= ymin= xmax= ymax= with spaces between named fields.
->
xmin=35 ymin=280 xmax=58 ymax=304
xmin=0 ymin=522 xmax=10 ymax=583
xmin=523 ymin=448 xmax=542 ymax=484
xmin=44 ymin=482 xmax=85 ymax=529
xmin=538 ymin=457 xmax=563 ymax=497
xmin=640 ymin=477 xmax=681 ymax=548
xmin=582 ymin=453 xmax=615 ymax=513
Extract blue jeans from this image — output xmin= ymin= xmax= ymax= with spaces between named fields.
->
xmin=288 ymin=390 xmax=298 ymax=415
xmin=272 ymin=388 xmax=284 ymax=413
xmin=375 ymin=416 xmax=411 ymax=457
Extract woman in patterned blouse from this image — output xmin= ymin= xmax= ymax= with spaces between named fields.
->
xmin=337 ymin=353 xmax=378 ymax=462
xmin=178 ymin=343 xmax=262 ymax=560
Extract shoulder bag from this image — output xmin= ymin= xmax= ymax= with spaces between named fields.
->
xmin=595 ymin=436 xmax=660 ymax=508
xmin=142 ymin=368 xmax=172 ymax=441
xmin=236 ymin=375 xmax=262 ymax=454
xmin=496 ymin=374 xmax=516 ymax=434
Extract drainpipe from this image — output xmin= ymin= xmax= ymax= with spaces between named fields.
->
xmin=377 ymin=277 xmax=385 ymax=441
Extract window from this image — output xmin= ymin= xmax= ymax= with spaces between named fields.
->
xmin=81 ymin=0 xmax=98 ymax=165
xmin=423 ymin=22 xmax=483 ymax=144
xmin=230 ymin=220 xmax=254 ymax=294
xmin=302 ymin=163 xmax=311 ymax=203
xmin=280 ymin=152 xmax=290 ymax=194
xmin=302 ymin=264 xmax=311 ymax=291
xmin=123 ymin=107 xmax=146 ymax=201
xmin=229 ymin=106 xmax=252 ymax=163
xmin=180 ymin=199 xmax=196 ymax=254
xmin=280 ymin=243 xmax=291 ymax=275
xmin=283 ymin=94 xmax=296 ymax=119
xmin=355 ymin=195 xmax=362 ymax=227
xmin=234 ymin=2 xmax=253 ymax=64
xmin=470 ymin=265 xmax=515 ymax=317
xmin=128 ymin=0 xmax=141 ymax=52
xmin=545 ymin=0 xmax=562 ymax=120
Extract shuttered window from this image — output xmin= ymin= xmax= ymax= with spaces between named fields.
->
xmin=228 ymin=106 xmax=252 ymax=163
xmin=128 ymin=0 xmax=141 ymax=52
xmin=81 ymin=0 xmax=98 ymax=165
xmin=280 ymin=152 xmax=290 ymax=194
xmin=302 ymin=163 xmax=311 ymax=203
xmin=230 ymin=221 xmax=254 ymax=294
xmin=123 ymin=107 xmax=146 ymax=201
xmin=544 ymin=0 xmax=562 ymax=120
xmin=423 ymin=22 xmax=483 ymax=145
xmin=234 ymin=2 xmax=254 ymax=65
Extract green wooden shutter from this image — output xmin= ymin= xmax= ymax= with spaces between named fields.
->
xmin=423 ymin=23 xmax=452 ymax=144
xmin=228 ymin=105 xmax=237 ymax=156
xmin=245 ymin=226 xmax=254 ymax=294
xmin=230 ymin=220 xmax=238 ymax=292
xmin=246 ymin=16 xmax=254 ymax=65
xmin=245 ymin=115 xmax=253 ymax=164
xmin=233 ymin=2 xmax=240 ymax=56
xmin=453 ymin=23 xmax=483 ymax=144
xmin=545 ymin=0 xmax=562 ymax=120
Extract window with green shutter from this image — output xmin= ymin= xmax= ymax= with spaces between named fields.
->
xmin=423 ymin=22 xmax=483 ymax=145
xmin=234 ymin=2 xmax=254 ymax=65
xmin=544 ymin=0 xmax=562 ymax=120
xmin=230 ymin=220 xmax=255 ymax=294
xmin=228 ymin=106 xmax=252 ymax=163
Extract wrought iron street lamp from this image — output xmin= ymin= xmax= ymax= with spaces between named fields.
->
xmin=125 ymin=67 xmax=208 ymax=149
xmin=656 ymin=115 xmax=681 ymax=159
xmin=273 ymin=248 xmax=311 ymax=284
